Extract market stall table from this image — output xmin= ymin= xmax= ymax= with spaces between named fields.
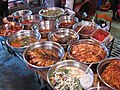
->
xmin=0 ymin=13 xmax=114 ymax=90
xmin=8 ymin=35 xmax=114 ymax=89
xmin=0 ymin=5 xmax=117 ymax=89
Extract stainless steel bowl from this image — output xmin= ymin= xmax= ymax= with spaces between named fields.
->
xmin=6 ymin=30 xmax=41 ymax=53
xmin=88 ymin=86 xmax=111 ymax=90
xmin=23 ymin=41 xmax=65 ymax=70
xmin=97 ymin=57 xmax=120 ymax=90
xmin=48 ymin=28 xmax=79 ymax=50
xmin=12 ymin=10 xmax=32 ymax=22
xmin=39 ymin=7 xmax=64 ymax=20
xmin=67 ymin=39 xmax=109 ymax=64
xmin=31 ymin=20 xmax=56 ymax=38
xmin=47 ymin=60 xmax=94 ymax=90
xmin=72 ymin=20 xmax=101 ymax=39
xmin=56 ymin=15 xmax=79 ymax=28
xmin=19 ymin=15 xmax=42 ymax=30
xmin=0 ymin=23 xmax=24 ymax=41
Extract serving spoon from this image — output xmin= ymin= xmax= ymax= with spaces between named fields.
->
xmin=84 ymin=62 xmax=93 ymax=74
xmin=88 ymin=17 xmax=95 ymax=27
xmin=80 ymin=63 xmax=93 ymax=90
xmin=77 ymin=26 xmax=84 ymax=34
xmin=97 ymin=82 xmax=100 ymax=90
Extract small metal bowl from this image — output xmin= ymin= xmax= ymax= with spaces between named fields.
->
xmin=97 ymin=57 xmax=120 ymax=90
xmin=72 ymin=20 xmax=101 ymax=39
xmin=0 ymin=23 xmax=24 ymax=41
xmin=6 ymin=30 xmax=41 ymax=53
xmin=23 ymin=41 xmax=65 ymax=70
xmin=31 ymin=20 xmax=56 ymax=38
xmin=47 ymin=60 xmax=94 ymax=90
xmin=48 ymin=28 xmax=79 ymax=50
xmin=67 ymin=39 xmax=109 ymax=65
xmin=12 ymin=10 xmax=32 ymax=22
xmin=56 ymin=15 xmax=79 ymax=28
xmin=39 ymin=7 xmax=64 ymax=20
xmin=19 ymin=15 xmax=42 ymax=30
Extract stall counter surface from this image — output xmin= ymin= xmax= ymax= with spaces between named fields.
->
xmin=13 ymin=36 xmax=114 ymax=89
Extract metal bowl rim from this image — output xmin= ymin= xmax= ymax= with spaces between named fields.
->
xmin=97 ymin=57 xmax=120 ymax=90
xmin=12 ymin=10 xmax=32 ymax=16
xmin=6 ymin=30 xmax=41 ymax=49
xmin=39 ymin=7 xmax=64 ymax=18
xmin=48 ymin=28 xmax=80 ymax=43
xmin=19 ymin=14 xmax=42 ymax=24
xmin=58 ymin=15 xmax=79 ymax=21
xmin=67 ymin=39 xmax=109 ymax=64
xmin=72 ymin=21 xmax=101 ymax=31
xmin=56 ymin=16 xmax=79 ymax=28
xmin=23 ymin=41 xmax=65 ymax=69
xmin=31 ymin=25 xmax=54 ymax=35
xmin=31 ymin=20 xmax=57 ymax=34
xmin=47 ymin=60 xmax=94 ymax=90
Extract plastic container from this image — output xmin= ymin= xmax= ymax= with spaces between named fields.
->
xmin=90 ymin=29 xmax=111 ymax=46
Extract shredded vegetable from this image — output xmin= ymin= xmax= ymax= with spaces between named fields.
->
xmin=50 ymin=66 xmax=84 ymax=90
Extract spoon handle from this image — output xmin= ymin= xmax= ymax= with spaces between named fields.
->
xmin=77 ymin=26 xmax=83 ymax=33
xmin=84 ymin=62 xmax=93 ymax=74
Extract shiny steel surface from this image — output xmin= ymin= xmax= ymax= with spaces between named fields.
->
xmin=97 ymin=57 xmax=120 ymax=90
xmin=19 ymin=15 xmax=42 ymax=30
xmin=6 ymin=30 xmax=41 ymax=53
xmin=48 ymin=28 xmax=79 ymax=49
xmin=19 ymin=15 xmax=42 ymax=24
xmin=39 ymin=7 xmax=64 ymax=20
xmin=12 ymin=10 xmax=32 ymax=22
xmin=23 ymin=41 xmax=65 ymax=70
xmin=47 ymin=60 xmax=94 ymax=90
xmin=31 ymin=20 xmax=56 ymax=38
xmin=67 ymin=39 xmax=109 ymax=64
xmin=72 ymin=21 xmax=101 ymax=39
xmin=56 ymin=15 xmax=79 ymax=28
xmin=12 ymin=10 xmax=32 ymax=17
